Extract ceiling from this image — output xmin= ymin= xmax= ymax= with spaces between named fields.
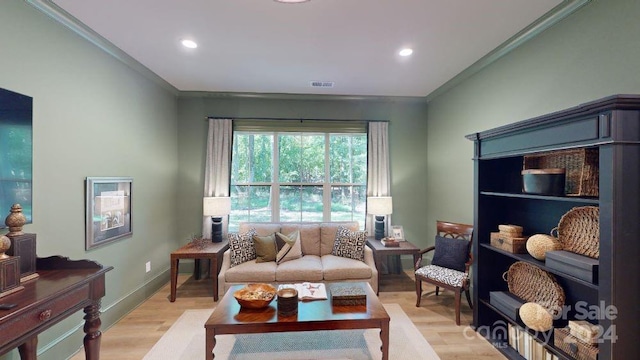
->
xmin=40 ymin=0 xmax=569 ymax=98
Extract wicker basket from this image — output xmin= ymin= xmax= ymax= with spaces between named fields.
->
xmin=523 ymin=148 xmax=598 ymax=197
xmin=554 ymin=327 xmax=599 ymax=360
xmin=503 ymin=261 xmax=565 ymax=316
xmin=553 ymin=206 xmax=599 ymax=259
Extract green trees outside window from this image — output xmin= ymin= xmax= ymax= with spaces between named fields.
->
xmin=230 ymin=132 xmax=366 ymax=231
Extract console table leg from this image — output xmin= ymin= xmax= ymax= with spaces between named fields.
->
xmin=18 ymin=336 xmax=37 ymax=360
xmin=83 ymin=301 xmax=102 ymax=360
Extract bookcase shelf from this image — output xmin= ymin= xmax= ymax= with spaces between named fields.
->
xmin=466 ymin=95 xmax=640 ymax=360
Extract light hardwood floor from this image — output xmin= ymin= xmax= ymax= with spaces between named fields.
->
xmin=71 ymin=271 xmax=505 ymax=360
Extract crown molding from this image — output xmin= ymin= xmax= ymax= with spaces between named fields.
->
xmin=26 ymin=0 xmax=179 ymax=96
xmin=178 ymin=91 xmax=427 ymax=103
xmin=425 ymin=0 xmax=592 ymax=102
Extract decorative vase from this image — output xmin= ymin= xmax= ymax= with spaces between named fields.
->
xmin=5 ymin=204 xmax=27 ymax=236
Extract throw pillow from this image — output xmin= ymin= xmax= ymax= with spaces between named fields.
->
xmin=431 ymin=235 xmax=469 ymax=272
xmin=275 ymin=230 xmax=302 ymax=264
xmin=253 ymin=233 xmax=277 ymax=263
xmin=331 ymin=226 xmax=367 ymax=262
xmin=228 ymin=228 xmax=257 ymax=267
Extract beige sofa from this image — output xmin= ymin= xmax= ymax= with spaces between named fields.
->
xmin=217 ymin=222 xmax=378 ymax=298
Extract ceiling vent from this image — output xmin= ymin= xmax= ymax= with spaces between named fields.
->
xmin=310 ymin=81 xmax=334 ymax=88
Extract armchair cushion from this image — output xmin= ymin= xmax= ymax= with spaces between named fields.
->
xmin=415 ymin=265 xmax=468 ymax=287
xmin=229 ymin=228 xmax=257 ymax=267
xmin=432 ymin=235 xmax=469 ymax=272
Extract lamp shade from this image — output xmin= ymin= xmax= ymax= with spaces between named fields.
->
xmin=367 ymin=196 xmax=393 ymax=215
xmin=203 ymin=197 xmax=231 ymax=217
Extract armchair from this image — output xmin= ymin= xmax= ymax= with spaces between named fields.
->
xmin=414 ymin=221 xmax=474 ymax=325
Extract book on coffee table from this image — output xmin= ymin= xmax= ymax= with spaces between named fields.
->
xmin=329 ymin=283 xmax=367 ymax=306
xmin=293 ymin=282 xmax=327 ymax=301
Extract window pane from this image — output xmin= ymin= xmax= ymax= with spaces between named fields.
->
xmin=280 ymin=185 xmax=323 ymax=222
xmin=331 ymin=185 xmax=366 ymax=228
xmin=351 ymin=135 xmax=367 ymax=184
xmin=301 ymin=186 xmax=323 ymax=222
xmin=232 ymin=133 xmax=272 ymax=183
xmin=279 ymin=134 xmax=324 ymax=183
xmin=229 ymin=185 xmax=271 ymax=231
xmin=330 ymin=134 xmax=367 ymax=184
xmin=301 ymin=135 xmax=324 ymax=183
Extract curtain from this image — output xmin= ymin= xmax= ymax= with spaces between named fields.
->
xmin=366 ymin=122 xmax=391 ymax=236
xmin=202 ymin=118 xmax=233 ymax=238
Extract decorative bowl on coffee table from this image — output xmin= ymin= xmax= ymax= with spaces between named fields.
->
xmin=233 ymin=283 xmax=277 ymax=309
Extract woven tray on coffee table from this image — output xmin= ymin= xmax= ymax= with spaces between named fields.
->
xmin=503 ymin=261 xmax=565 ymax=316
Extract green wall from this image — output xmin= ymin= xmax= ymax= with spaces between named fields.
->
xmin=176 ymin=96 xmax=429 ymax=247
xmin=425 ymin=0 xmax=640 ymax=237
xmin=0 ymin=1 xmax=179 ymax=359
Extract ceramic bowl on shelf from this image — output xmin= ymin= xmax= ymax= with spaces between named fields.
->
xmin=233 ymin=283 xmax=277 ymax=309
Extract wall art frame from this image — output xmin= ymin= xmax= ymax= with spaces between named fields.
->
xmin=85 ymin=177 xmax=132 ymax=250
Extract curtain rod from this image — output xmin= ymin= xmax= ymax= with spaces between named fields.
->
xmin=206 ymin=116 xmax=389 ymax=123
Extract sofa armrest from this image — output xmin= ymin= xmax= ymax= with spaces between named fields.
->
xmin=217 ymin=249 xmax=231 ymax=299
xmin=363 ymin=247 xmax=379 ymax=293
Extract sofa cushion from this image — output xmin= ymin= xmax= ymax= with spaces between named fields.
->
xmin=253 ymin=233 xmax=277 ymax=263
xmin=228 ymin=228 xmax=257 ymax=267
xmin=275 ymin=255 xmax=323 ymax=282
xmin=322 ymin=254 xmax=373 ymax=280
xmin=281 ymin=224 xmax=321 ymax=256
xmin=240 ymin=223 xmax=281 ymax=237
xmin=224 ymin=260 xmax=277 ymax=282
xmin=331 ymin=226 xmax=367 ymax=262
xmin=275 ymin=230 xmax=302 ymax=264
xmin=320 ymin=222 xmax=359 ymax=255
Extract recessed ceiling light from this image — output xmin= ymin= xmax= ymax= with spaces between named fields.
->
xmin=274 ymin=0 xmax=310 ymax=3
xmin=399 ymin=48 xmax=413 ymax=57
xmin=181 ymin=39 xmax=198 ymax=49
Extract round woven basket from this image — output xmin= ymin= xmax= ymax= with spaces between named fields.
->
xmin=554 ymin=206 xmax=599 ymax=259
xmin=503 ymin=261 xmax=565 ymax=316
xmin=520 ymin=302 xmax=553 ymax=332
xmin=526 ymin=234 xmax=562 ymax=260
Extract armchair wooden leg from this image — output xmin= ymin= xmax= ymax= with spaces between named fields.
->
xmin=454 ymin=290 xmax=461 ymax=326
xmin=415 ymin=280 xmax=422 ymax=307
xmin=465 ymin=288 xmax=473 ymax=309
xmin=435 ymin=286 xmax=440 ymax=296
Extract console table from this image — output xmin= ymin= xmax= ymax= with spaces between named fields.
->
xmin=0 ymin=256 xmax=112 ymax=360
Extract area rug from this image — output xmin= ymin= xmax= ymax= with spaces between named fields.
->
xmin=144 ymin=303 xmax=439 ymax=359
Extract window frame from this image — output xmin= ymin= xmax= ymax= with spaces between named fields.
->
xmin=229 ymin=130 xmax=366 ymax=229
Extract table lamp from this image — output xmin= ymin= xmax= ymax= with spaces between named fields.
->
xmin=203 ymin=197 xmax=231 ymax=242
xmin=367 ymin=196 xmax=393 ymax=240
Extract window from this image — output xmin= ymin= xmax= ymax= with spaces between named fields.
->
xmin=229 ymin=131 xmax=367 ymax=231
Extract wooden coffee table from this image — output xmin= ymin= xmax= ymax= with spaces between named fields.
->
xmin=204 ymin=282 xmax=390 ymax=360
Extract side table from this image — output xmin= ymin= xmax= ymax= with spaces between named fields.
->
xmin=366 ymin=237 xmax=420 ymax=294
xmin=170 ymin=240 xmax=229 ymax=302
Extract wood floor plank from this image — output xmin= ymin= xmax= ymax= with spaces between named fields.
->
xmin=70 ymin=271 xmax=505 ymax=360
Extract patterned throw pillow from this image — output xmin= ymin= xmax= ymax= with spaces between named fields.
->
xmin=431 ymin=235 xmax=469 ymax=272
xmin=253 ymin=233 xmax=277 ymax=263
xmin=275 ymin=230 xmax=302 ymax=264
xmin=331 ymin=226 xmax=367 ymax=262
xmin=229 ymin=228 xmax=257 ymax=267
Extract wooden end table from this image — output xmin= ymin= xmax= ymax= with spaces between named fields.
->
xmin=205 ymin=282 xmax=390 ymax=360
xmin=170 ymin=239 xmax=229 ymax=302
xmin=366 ymin=237 xmax=420 ymax=294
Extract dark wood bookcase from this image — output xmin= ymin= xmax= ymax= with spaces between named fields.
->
xmin=466 ymin=95 xmax=640 ymax=360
